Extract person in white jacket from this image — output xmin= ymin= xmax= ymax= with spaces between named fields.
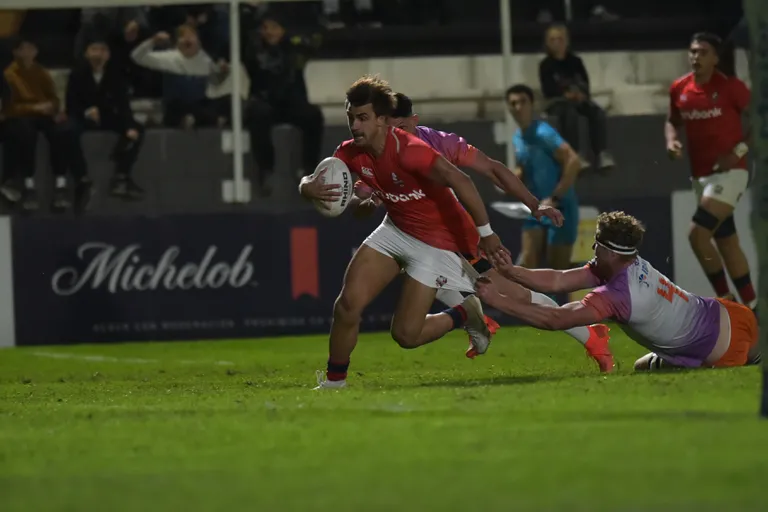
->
xmin=131 ymin=25 xmax=228 ymax=128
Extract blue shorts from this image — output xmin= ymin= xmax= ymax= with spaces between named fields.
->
xmin=522 ymin=200 xmax=579 ymax=246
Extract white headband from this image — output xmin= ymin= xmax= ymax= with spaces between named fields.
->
xmin=594 ymin=239 xmax=638 ymax=256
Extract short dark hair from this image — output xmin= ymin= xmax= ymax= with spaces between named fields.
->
xmin=596 ymin=211 xmax=645 ymax=256
xmin=84 ymin=33 xmax=110 ymax=49
xmin=691 ymin=32 xmax=722 ymax=54
xmin=391 ymin=92 xmax=413 ymax=118
xmin=345 ymin=75 xmax=396 ymax=117
xmin=505 ymin=84 xmax=534 ymax=102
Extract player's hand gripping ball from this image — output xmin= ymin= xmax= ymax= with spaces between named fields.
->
xmin=310 ymin=157 xmax=353 ymax=217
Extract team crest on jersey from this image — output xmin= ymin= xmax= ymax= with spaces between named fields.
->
xmin=638 ymin=273 xmax=650 ymax=288
xmin=391 ymin=172 xmax=405 ymax=187
xmin=712 ymin=91 xmax=719 ymax=101
xmin=361 ymin=167 xmax=373 ymax=177
xmin=435 ymin=275 xmax=448 ymax=288
xmin=680 ymin=94 xmax=687 ymax=102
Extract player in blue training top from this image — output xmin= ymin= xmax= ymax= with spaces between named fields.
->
xmin=507 ymin=84 xmax=582 ymax=270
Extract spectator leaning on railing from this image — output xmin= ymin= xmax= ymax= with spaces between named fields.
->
xmin=131 ymin=25 xmax=228 ymax=129
xmin=242 ymin=10 xmax=324 ymax=196
xmin=539 ymin=23 xmax=614 ymax=172
xmin=67 ymin=35 xmax=145 ymax=202
xmin=1 ymin=36 xmax=84 ymax=213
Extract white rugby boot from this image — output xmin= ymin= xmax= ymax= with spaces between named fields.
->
xmin=462 ymin=295 xmax=492 ymax=358
xmin=313 ymin=369 xmax=347 ymax=390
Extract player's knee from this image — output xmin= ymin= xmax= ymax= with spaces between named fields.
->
xmin=690 ymin=207 xmax=720 ymax=242
xmin=333 ymin=292 xmax=363 ymax=324
xmin=390 ymin=324 xmax=420 ymax=349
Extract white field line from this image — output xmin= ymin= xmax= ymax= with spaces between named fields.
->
xmin=30 ymin=351 xmax=235 ymax=366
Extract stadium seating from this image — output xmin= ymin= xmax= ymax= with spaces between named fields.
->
xmin=47 ymin=47 xmax=751 ymax=127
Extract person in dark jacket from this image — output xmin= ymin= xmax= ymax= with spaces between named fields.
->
xmin=2 ymin=36 xmax=80 ymax=212
xmin=67 ymin=36 xmax=145 ymax=201
xmin=243 ymin=10 xmax=324 ymax=196
xmin=539 ymin=24 xmax=614 ymax=171
xmin=75 ymin=8 xmax=162 ymax=98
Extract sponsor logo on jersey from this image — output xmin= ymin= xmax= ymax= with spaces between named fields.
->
xmin=637 ymin=259 xmax=651 ymax=287
xmin=377 ymin=189 xmax=427 ymax=203
xmin=680 ymin=107 xmax=722 ymax=120
xmin=435 ymin=275 xmax=447 ymax=288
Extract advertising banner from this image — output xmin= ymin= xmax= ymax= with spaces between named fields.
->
xmin=10 ymin=196 xmax=671 ymax=345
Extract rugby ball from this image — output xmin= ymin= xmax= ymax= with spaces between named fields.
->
xmin=311 ymin=157 xmax=353 ymax=217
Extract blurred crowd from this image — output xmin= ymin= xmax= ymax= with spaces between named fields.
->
xmin=0 ymin=1 xmax=745 ymax=214
xmin=0 ymin=4 xmax=329 ymax=212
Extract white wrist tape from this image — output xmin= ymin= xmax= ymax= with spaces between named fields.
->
xmin=734 ymin=142 xmax=749 ymax=159
xmin=477 ymin=224 xmax=494 ymax=237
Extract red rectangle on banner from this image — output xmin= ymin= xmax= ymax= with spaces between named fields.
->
xmin=290 ymin=227 xmax=319 ymax=299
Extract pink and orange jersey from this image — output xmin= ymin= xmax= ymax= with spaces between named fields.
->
xmin=581 ymin=256 xmax=721 ymax=367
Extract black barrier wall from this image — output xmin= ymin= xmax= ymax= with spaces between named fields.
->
xmin=0 ymin=115 xmax=692 ymax=216
xmin=10 ymin=197 xmax=671 ymax=345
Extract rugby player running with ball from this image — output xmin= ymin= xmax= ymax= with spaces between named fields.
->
xmin=299 ymin=75 xmax=511 ymax=389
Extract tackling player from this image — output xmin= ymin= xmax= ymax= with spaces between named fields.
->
xmin=384 ymin=92 xmax=613 ymax=371
xmin=475 ymin=211 xmax=760 ymax=371
xmin=507 ymin=84 xmax=582 ymax=271
xmin=666 ymin=32 xmax=756 ymax=310
xmin=299 ymin=75 xmax=511 ymax=388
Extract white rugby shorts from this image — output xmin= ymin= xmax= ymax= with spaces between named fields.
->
xmin=692 ymin=169 xmax=749 ymax=208
xmin=363 ymin=217 xmax=476 ymax=293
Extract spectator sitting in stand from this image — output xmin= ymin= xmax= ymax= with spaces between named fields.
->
xmin=1 ymin=36 xmax=83 ymax=212
xmin=243 ymin=10 xmax=324 ymax=196
xmin=539 ymin=24 xmax=614 ymax=172
xmin=67 ymin=36 xmax=145 ymax=203
xmin=147 ymin=5 xmax=228 ymax=61
xmin=75 ymin=7 xmax=162 ymax=99
xmin=131 ymin=24 xmax=227 ymax=129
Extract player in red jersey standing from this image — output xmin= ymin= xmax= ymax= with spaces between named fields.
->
xmin=666 ymin=32 xmax=756 ymax=311
xmin=299 ymin=76 xmax=511 ymax=388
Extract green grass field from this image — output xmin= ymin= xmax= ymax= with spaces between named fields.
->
xmin=1 ymin=326 xmax=766 ymax=512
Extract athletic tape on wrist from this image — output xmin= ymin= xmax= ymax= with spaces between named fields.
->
xmin=477 ymin=224 xmax=493 ymax=237
xmin=734 ymin=142 xmax=749 ymax=159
